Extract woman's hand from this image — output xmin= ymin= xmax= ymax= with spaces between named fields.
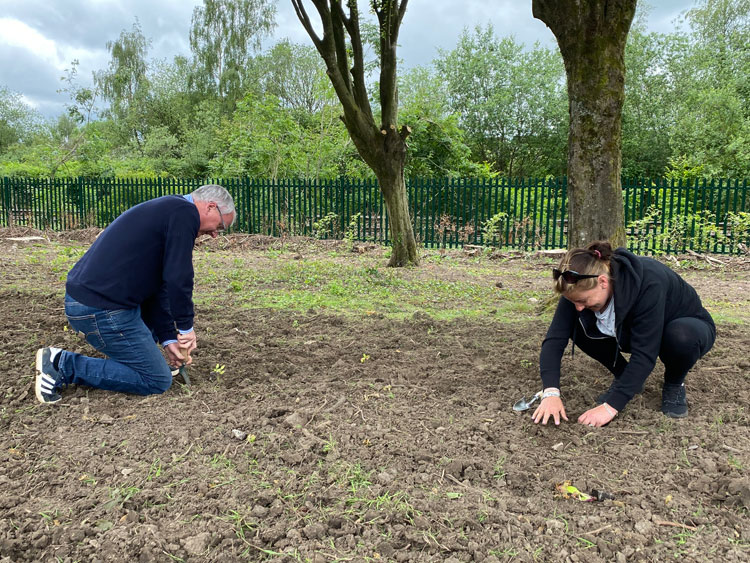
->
xmin=577 ymin=403 xmax=618 ymax=427
xmin=532 ymin=396 xmax=569 ymax=426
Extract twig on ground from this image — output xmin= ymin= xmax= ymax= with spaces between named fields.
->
xmin=722 ymin=444 xmax=742 ymax=454
xmin=686 ymin=249 xmax=726 ymax=266
xmin=304 ymin=397 xmax=328 ymax=426
xmin=584 ymin=524 xmax=612 ymax=536
xmin=616 ymin=430 xmax=649 ymax=435
xmin=419 ymin=421 xmax=436 ymax=436
xmin=655 ymin=521 xmax=697 ymax=531
xmin=445 ymin=474 xmax=470 ymax=489
xmin=349 ymin=402 xmax=367 ymax=422
xmin=11 ymin=388 xmax=29 ymax=405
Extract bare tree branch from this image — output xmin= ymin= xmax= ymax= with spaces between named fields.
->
xmin=335 ymin=2 xmax=370 ymax=114
xmin=290 ymin=0 xmax=322 ymax=48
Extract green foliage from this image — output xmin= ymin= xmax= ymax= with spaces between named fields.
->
xmin=665 ymin=0 xmax=750 ymax=178
xmin=398 ymin=66 xmax=489 ymax=178
xmin=622 ymin=20 xmax=675 ymax=177
xmin=189 ymin=0 xmax=277 ymax=106
xmin=481 ymin=212 xmax=510 ymax=245
xmin=58 ymin=60 xmax=100 ymax=126
xmin=627 ymin=207 xmax=750 ymax=254
xmin=208 ymin=92 xmax=365 ymax=180
xmin=0 ymin=86 xmax=44 ymax=153
xmin=344 ymin=213 xmax=362 ymax=248
xmin=434 ymin=25 xmax=568 ymax=177
xmin=313 ymin=212 xmax=338 ymax=239
xmin=2 ymin=1 xmax=749 ymax=182
xmin=94 ymin=19 xmax=152 ymax=150
xmin=252 ymin=39 xmax=333 ymax=115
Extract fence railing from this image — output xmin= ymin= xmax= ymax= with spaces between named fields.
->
xmin=2 ymin=176 xmax=749 ymax=254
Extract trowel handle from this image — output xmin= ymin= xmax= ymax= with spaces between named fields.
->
xmin=179 ymin=347 xmax=192 ymax=365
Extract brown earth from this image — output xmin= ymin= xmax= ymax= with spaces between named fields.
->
xmin=0 ymin=230 xmax=748 ymax=563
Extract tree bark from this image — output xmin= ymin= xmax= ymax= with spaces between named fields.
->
xmin=533 ymin=0 xmax=636 ymax=249
xmin=291 ymin=0 xmax=419 ymax=266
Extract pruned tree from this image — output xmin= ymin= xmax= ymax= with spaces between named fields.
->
xmin=533 ymin=0 xmax=637 ymax=248
xmin=291 ymin=0 xmax=419 ymax=266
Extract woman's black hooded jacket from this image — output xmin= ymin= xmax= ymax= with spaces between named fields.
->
xmin=539 ymin=248 xmax=714 ymax=411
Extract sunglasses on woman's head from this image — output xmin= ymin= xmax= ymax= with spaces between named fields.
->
xmin=552 ymin=269 xmax=600 ymax=283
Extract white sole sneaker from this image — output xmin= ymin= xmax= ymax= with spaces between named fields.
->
xmin=35 ymin=348 xmax=62 ymax=404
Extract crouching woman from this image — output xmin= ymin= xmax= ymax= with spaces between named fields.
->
xmin=533 ymin=241 xmax=715 ymax=427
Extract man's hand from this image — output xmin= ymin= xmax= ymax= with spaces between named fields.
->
xmin=532 ymin=396 xmax=569 ymax=426
xmin=177 ymin=330 xmax=197 ymax=356
xmin=577 ymin=403 xmax=618 ymax=427
xmin=165 ymin=342 xmax=185 ymax=366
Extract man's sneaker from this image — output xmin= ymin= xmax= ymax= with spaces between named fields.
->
xmin=35 ymin=347 xmax=64 ymax=404
xmin=662 ymin=383 xmax=688 ymax=418
xmin=596 ymin=378 xmax=646 ymax=405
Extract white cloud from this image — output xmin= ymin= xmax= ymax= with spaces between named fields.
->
xmin=0 ymin=17 xmax=67 ymax=69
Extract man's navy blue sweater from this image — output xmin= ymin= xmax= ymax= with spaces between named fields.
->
xmin=66 ymin=195 xmax=200 ymax=344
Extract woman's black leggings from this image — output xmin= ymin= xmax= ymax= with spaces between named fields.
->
xmin=573 ymin=318 xmax=715 ymax=384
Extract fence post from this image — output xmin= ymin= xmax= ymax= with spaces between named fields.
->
xmin=1 ymin=177 xmax=10 ymax=227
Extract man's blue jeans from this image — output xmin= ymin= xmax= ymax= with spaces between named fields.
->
xmin=59 ymin=293 xmax=173 ymax=395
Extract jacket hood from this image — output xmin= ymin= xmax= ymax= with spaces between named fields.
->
xmin=610 ymin=248 xmax=643 ymax=321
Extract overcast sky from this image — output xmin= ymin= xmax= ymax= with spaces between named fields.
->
xmin=1 ymin=0 xmax=694 ymax=119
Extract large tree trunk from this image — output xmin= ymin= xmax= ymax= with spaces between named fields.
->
xmin=373 ymin=127 xmax=419 ymax=266
xmin=344 ymin=120 xmax=418 ymax=267
xmin=533 ymin=0 xmax=636 ymax=249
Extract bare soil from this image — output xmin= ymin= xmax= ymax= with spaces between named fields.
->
xmin=0 ymin=230 xmax=748 ymax=563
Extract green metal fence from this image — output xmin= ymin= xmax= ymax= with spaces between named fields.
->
xmin=2 ymin=176 xmax=749 ymax=254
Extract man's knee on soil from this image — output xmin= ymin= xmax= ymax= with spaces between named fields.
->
xmin=141 ymin=365 xmax=174 ymax=395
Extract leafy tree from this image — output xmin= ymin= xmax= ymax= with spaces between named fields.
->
xmin=397 ymin=66 xmax=487 ymax=178
xmin=253 ymin=39 xmax=334 ymax=115
xmin=209 ymin=92 xmax=365 ymax=179
xmin=94 ymin=20 xmax=152 ymax=151
xmin=434 ymin=26 xmax=567 ymax=177
xmin=58 ymin=60 xmax=100 ymax=126
xmin=621 ymin=14 xmax=675 ymax=177
xmin=0 ymin=86 xmax=44 ymax=153
xmin=189 ymin=0 xmax=277 ymax=107
xmin=667 ymin=0 xmax=750 ymax=177
xmin=292 ymin=0 xmax=419 ymax=266
xmin=533 ymin=0 xmax=637 ymax=248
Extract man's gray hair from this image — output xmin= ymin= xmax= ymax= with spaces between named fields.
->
xmin=191 ymin=184 xmax=236 ymax=225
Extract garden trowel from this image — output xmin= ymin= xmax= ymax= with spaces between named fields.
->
xmin=171 ymin=347 xmax=192 ymax=386
xmin=513 ymin=390 xmax=543 ymax=412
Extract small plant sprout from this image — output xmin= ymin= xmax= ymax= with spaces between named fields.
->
xmin=360 ymin=353 xmax=370 ymax=363
xmin=147 ymin=458 xmax=162 ymax=481
xmin=212 ymin=364 xmax=226 ymax=376
xmin=344 ymin=212 xmax=362 ymax=249
xmin=322 ymin=435 xmax=336 ymax=453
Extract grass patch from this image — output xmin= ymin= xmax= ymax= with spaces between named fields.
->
xmin=195 ymin=252 xmax=545 ymax=321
